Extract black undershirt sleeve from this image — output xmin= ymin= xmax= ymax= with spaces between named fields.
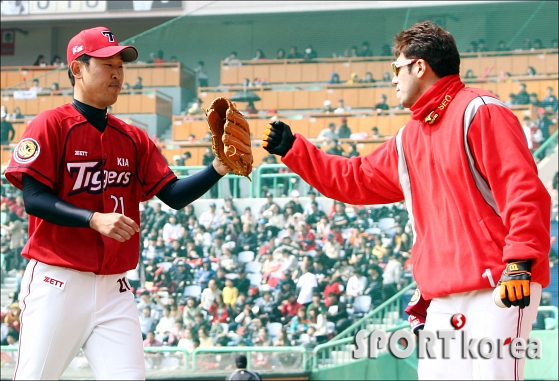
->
xmin=21 ymin=164 xmax=223 ymax=227
xmin=22 ymin=174 xmax=94 ymax=227
xmin=156 ymin=164 xmax=224 ymax=210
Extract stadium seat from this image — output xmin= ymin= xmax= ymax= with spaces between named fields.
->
xmin=350 ymin=295 xmax=372 ymax=318
xmin=183 ymin=285 xmax=202 ymax=299
xmin=245 ymin=261 xmax=263 ymax=273
xmin=266 ymin=322 xmax=283 ymax=340
xmin=238 ymin=251 xmax=255 ymax=263
xmin=157 ymin=262 xmax=173 ymax=272
xmin=378 ymin=217 xmax=395 ymax=232
xmin=247 ymin=272 xmax=263 ymax=287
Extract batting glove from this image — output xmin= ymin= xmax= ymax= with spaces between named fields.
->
xmin=498 ymin=260 xmax=532 ymax=309
xmin=262 ymin=121 xmax=295 ymax=157
xmin=404 ymin=288 xmax=430 ymax=336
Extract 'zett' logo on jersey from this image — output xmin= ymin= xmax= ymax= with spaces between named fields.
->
xmin=67 ymin=160 xmax=133 ymax=195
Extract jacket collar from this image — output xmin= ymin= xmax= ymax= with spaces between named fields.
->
xmin=410 ymin=74 xmax=465 ymax=125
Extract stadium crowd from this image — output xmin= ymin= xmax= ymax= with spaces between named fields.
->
xmin=1 ymin=181 xmax=418 ymax=359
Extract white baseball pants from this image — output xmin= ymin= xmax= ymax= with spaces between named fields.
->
xmin=14 ymin=260 xmax=145 ymax=380
xmin=418 ymin=283 xmax=542 ymax=380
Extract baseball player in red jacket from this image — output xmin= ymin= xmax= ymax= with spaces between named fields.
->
xmin=263 ymin=21 xmax=550 ymax=380
xmin=5 ymin=27 xmax=230 ymax=379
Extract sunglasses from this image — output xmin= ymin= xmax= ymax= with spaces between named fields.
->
xmin=391 ymin=58 xmax=420 ymax=77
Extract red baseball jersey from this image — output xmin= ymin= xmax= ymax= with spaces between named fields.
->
xmin=5 ymin=104 xmax=176 ymax=274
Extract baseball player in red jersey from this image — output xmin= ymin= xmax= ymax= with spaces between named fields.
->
xmin=263 ymin=21 xmax=550 ymax=380
xmin=5 ymin=27 xmax=230 ymax=379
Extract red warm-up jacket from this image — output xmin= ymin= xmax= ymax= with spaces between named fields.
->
xmin=282 ymin=75 xmax=550 ymax=300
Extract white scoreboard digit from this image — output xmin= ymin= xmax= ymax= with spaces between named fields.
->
xmin=29 ymin=1 xmax=107 ymax=14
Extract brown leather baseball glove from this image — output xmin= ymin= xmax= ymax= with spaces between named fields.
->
xmin=205 ymin=97 xmax=253 ymax=180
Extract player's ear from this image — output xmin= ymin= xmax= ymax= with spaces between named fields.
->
xmin=416 ymin=59 xmax=429 ymax=79
xmin=70 ymin=60 xmax=83 ymax=80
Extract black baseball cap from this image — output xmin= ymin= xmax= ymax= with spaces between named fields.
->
xmin=235 ymin=354 xmax=247 ymax=368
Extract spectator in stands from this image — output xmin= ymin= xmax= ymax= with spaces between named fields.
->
xmin=325 ymin=139 xmax=345 ymax=156
xmin=139 ymin=307 xmax=156 ymax=339
xmin=303 ymin=190 xmax=323 ymax=214
xmin=529 ymin=93 xmax=543 ymax=108
xmin=359 ymin=41 xmax=374 ymax=57
xmin=208 ymin=294 xmax=229 ymax=324
xmin=374 ymin=94 xmax=390 ymax=114
xmin=51 ymin=55 xmax=64 ymax=66
xmin=219 ymin=244 xmax=238 ymax=272
xmin=345 ymin=143 xmax=360 ymax=158
xmin=182 ymin=297 xmax=201 ymax=327
xmin=154 ymin=50 xmax=166 ymax=64
xmin=264 ymin=204 xmax=285 ymax=232
xmin=237 ymin=223 xmax=258 ymax=253
xmin=317 ymin=122 xmax=338 ymax=142
xmin=236 ymin=270 xmax=251 ymax=296
xmin=381 ymin=71 xmax=392 ymax=82
xmin=4 ymin=302 xmax=20 ymax=333
xmin=296 ymin=266 xmax=317 ymax=306
xmin=194 ymin=61 xmax=209 ymax=87
xmin=328 ymin=73 xmax=341 ymax=84
xmin=276 ymin=48 xmax=286 ymax=59
xmin=273 ymin=329 xmax=290 ymax=347
xmin=303 ymin=45 xmax=318 ymax=60
xmin=170 ymin=260 xmax=192 ymax=291
xmin=345 ymin=46 xmax=359 ymax=58
xmin=496 ymin=40 xmax=509 ymax=52
xmin=331 ymin=201 xmax=350 ymax=229
xmin=521 ymin=115 xmax=535 ymax=150
xmin=154 ymin=306 xmax=175 ymax=343
xmin=198 ymin=326 xmax=214 ymax=348
xmin=477 ymin=39 xmax=488 ymax=52
xmin=552 ymin=39 xmax=558 ymax=49
xmin=382 ymin=253 xmax=403 ymax=301
xmin=466 ymin=41 xmax=478 ymax=53
xmin=201 ymin=279 xmax=221 ymax=311
xmin=280 ymin=293 xmax=302 ymax=322
xmin=345 ymin=269 xmax=367 ymax=304
xmin=142 ymin=236 xmax=165 ymax=265
xmin=199 ymin=202 xmax=221 ymax=232
xmin=322 ymin=233 xmax=341 ymax=261
xmin=360 ymin=72 xmax=376 ymax=83
xmin=252 ymin=49 xmax=266 ymax=60
xmin=543 ymin=86 xmax=558 ymax=111
xmin=334 ymin=98 xmax=350 ymax=113
xmin=464 ymin=70 xmax=476 ymax=79
xmin=533 ymin=39 xmax=544 ymax=50
xmin=132 ymin=76 xmax=143 ymax=91
xmin=371 ymin=127 xmax=384 ymax=139
xmin=346 ymin=73 xmax=359 ymax=84
xmin=537 ymin=109 xmax=554 ymax=143
xmin=1 ymin=110 xmax=15 ymax=145
xmin=289 ymin=306 xmax=309 ymax=340
xmin=514 ymin=83 xmax=530 ymax=105
xmin=336 ymin=117 xmax=352 ymax=138
xmin=195 ymin=259 xmax=217 ymax=289
xmin=364 ymin=265 xmax=384 ymax=307
xmin=33 ymin=54 xmax=46 ymax=66
xmin=143 ymin=331 xmax=163 ymax=368
xmin=28 ymin=79 xmax=42 ymax=93
xmin=287 ymin=46 xmax=303 ymax=59
xmin=225 ymin=51 xmax=242 ymax=66
xmin=380 ymin=43 xmax=391 ymax=56
xmin=245 ymin=100 xmax=258 ymax=115
xmin=177 ymin=328 xmax=195 ymax=353
xmin=50 ymin=82 xmax=61 ymax=95
xmin=162 ymin=214 xmax=183 ymax=248
xmin=325 ymin=292 xmax=350 ymax=333
xmin=121 ymin=83 xmax=131 ymax=92
xmin=222 ymin=278 xmax=239 ymax=307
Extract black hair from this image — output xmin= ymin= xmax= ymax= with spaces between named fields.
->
xmin=68 ymin=54 xmax=92 ymax=87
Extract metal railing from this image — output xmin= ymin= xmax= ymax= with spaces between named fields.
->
xmin=191 ymin=346 xmax=310 ymax=372
xmin=311 ymin=320 xmax=409 ymax=370
xmin=332 ymin=281 xmax=417 ymax=341
xmin=533 ymin=129 xmax=558 ymax=160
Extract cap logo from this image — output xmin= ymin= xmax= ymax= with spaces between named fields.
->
xmin=72 ymin=45 xmax=83 ymax=55
xmin=101 ymin=31 xmax=115 ymax=42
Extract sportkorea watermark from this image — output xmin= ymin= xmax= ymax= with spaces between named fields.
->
xmin=352 ymin=313 xmax=542 ymax=360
